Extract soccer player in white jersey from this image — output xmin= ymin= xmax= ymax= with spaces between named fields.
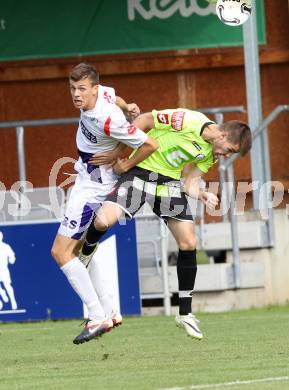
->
xmin=51 ymin=63 xmax=158 ymax=344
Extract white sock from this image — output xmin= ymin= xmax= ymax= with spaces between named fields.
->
xmin=89 ymin=257 xmax=117 ymax=316
xmin=61 ymin=257 xmax=105 ymax=320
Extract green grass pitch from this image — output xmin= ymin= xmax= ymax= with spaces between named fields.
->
xmin=0 ymin=305 xmax=289 ymax=390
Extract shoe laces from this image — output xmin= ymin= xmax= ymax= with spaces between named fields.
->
xmin=81 ymin=317 xmax=110 ymax=329
xmin=79 ymin=318 xmax=90 ymax=327
xmin=188 ymin=313 xmax=200 ymax=323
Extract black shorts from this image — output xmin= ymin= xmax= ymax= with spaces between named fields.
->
xmin=105 ymin=167 xmax=194 ymax=223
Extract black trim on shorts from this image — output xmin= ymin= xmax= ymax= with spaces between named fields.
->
xmin=105 ymin=167 xmax=194 ymax=223
xmin=126 ymin=166 xmax=177 ymax=184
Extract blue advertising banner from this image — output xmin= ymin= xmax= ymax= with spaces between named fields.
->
xmin=0 ymin=220 xmax=140 ymax=322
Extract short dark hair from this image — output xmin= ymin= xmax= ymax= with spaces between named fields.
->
xmin=220 ymin=120 xmax=252 ymax=156
xmin=69 ymin=63 xmax=99 ymax=85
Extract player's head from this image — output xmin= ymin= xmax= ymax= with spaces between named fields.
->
xmin=213 ymin=120 xmax=252 ymax=159
xmin=69 ymin=63 xmax=99 ymax=110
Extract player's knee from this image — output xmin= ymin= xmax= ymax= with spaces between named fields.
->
xmin=51 ymin=242 xmax=64 ymax=263
xmin=51 ymin=242 xmax=73 ymax=266
xmin=51 ymin=243 xmax=61 ymax=263
xmin=178 ymin=237 xmax=197 ymax=251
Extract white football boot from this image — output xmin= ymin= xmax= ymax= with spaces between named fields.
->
xmin=175 ymin=313 xmax=203 ymax=340
xmin=110 ymin=311 xmax=123 ymax=327
xmin=73 ymin=316 xmax=113 ymax=345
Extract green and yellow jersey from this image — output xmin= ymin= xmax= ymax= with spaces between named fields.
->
xmin=136 ymin=108 xmax=215 ymax=179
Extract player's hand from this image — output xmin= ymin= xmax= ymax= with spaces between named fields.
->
xmin=200 ymin=191 xmax=219 ymax=210
xmin=127 ymin=103 xmax=140 ymax=122
xmin=112 ymin=158 xmax=129 ymax=174
xmin=88 ymin=150 xmax=117 ymax=167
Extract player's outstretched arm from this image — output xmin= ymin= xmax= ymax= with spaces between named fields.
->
xmin=113 ymin=136 xmax=158 ymax=174
xmin=116 ymin=96 xmax=140 ymax=122
xmin=88 ymin=143 xmax=131 ymax=166
xmin=133 ymin=112 xmax=154 ymax=133
xmin=89 ymin=129 xmax=158 ymax=172
xmin=182 ymin=167 xmax=204 ymax=199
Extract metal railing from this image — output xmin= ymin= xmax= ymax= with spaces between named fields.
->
xmin=0 ymin=108 xmax=245 ymax=183
xmin=219 ymin=104 xmax=289 ymax=288
xmin=0 ymin=117 xmax=79 ymax=187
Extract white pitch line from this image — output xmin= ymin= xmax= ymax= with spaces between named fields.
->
xmin=206 ymin=314 xmax=289 ymax=323
xmin=160 ymin=376 xmax=289 ymax=390
xmin=0 ymin=327 xmax=53 ymax=332
xmin=0 ymin=309 xmax=26 ymax=314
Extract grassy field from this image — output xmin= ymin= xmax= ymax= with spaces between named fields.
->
xmin=0 ymin=305 xmax=289 ymax=390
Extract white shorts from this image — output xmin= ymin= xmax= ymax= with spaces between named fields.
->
xmin=58 ymin=159 xmax=117 ymax=240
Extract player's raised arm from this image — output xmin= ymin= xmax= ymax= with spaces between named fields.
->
xmin=88 ymin=142 xmax=129 ymax=166
xmin=133 ymin=112 xmax=155 ymax=133
xmin=88 ymin=108 xmax=169 ymax=167
xmin=90 ymin=106 xmax=158 ymax=172
xmin=88 ymin=135 xmax=157 ymax=169
xmin=112 ymin=135 xmax=158 ymax=174
xmin=116 ymin=96 xmax=140 ymax=122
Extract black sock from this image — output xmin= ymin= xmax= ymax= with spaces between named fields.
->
xmin=81 ymin=222 xmax=107 ymax=256
xmin=177 ymin=249 xmax=197 ymax=315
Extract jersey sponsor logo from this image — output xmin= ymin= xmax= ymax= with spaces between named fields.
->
xmin=80 ymin=121 xmax=97 ymax=143
xmin=157 ymin=113 xmax=169 ymax=124
xmin=88 ymin=117 xmax=98 ymax=122
xmin=62 ymin=216 xmax=78 ymax=229
xmin=195 ymin=153 xmax=205 ymax=161
xmin=127 ymin=124 xmax=137 ymax=135
xmin=103 ymin=91 xmax=114 ymax=104
xmin=171 ymin=111 xmax=185 ymax=131
xmin=192 ymin=141 xmax=202 ymax=151
xmin=165 ymin=149 xmax=191 ymax=167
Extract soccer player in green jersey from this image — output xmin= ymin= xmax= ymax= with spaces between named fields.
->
xmin=78 ymin=108 xmax=252 ymax=341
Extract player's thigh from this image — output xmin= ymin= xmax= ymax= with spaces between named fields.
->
xmin=167 ymin=218 xmax=197 ymax=250
xmin=95 ymin=201 xmax=125 ymax=230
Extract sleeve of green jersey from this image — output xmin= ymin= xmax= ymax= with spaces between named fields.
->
xmin=152 ymin=109 xmax=175 ymax=131
xmin=186 ymin=111 xmax=215 ymax=135
xmin=152 ymin=109 xmax=214 ymax=135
